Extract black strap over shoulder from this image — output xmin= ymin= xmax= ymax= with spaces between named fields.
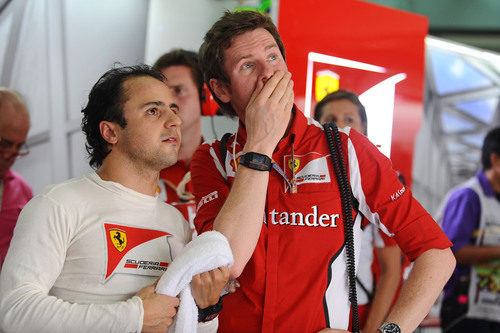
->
xmin=323 ymin=121 xmax=360 ymax=333
xmin=219 ymin=132 xmax=232 ymax=166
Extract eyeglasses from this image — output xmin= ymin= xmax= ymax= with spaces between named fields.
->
xmin=0 ymin=136 xmax=29 ymax=159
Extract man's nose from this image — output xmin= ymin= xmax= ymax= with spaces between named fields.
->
xmin=259 ymin=62 xmax=275 ymax=85
xmin=164 ymin=110 xmax=182 ymax=128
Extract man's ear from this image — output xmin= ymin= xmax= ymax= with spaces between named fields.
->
xmin=491 ymin=152 xmax=500 ymax=168
xmin=99 ymin=121 xmax=119 ymax=145
xmin=209 ymin=78 xmax=231 ymax=103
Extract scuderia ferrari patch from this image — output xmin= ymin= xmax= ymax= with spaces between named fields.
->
xmin=103 ymin=223 xmax=172 ymax=282
xmin=284 ymin=152 xmax=331 ymax=190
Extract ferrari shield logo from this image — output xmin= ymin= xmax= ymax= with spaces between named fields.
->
xmin=288 ymin=158 xmax=300 ymax=173
xmin=230 ymin=156 xmax=241 ymax=171
xmin=110 ymin=229 xmax=127 ymax=252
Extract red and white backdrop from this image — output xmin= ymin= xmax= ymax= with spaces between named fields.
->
xmin=278 ymin=0 xmax=428 ymax=187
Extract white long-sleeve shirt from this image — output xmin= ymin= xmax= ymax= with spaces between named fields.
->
xmin=0 ymin=172 xmax=216 ymax=332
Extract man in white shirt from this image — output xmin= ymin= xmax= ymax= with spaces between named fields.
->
xmin=0 ymin=65 xmax=228 ymax=333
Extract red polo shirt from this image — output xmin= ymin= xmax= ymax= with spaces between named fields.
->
xmin=1 ymin=170 xmax=33 ymax=267
xmin=191 ymin=109 xmax=451 ymax=332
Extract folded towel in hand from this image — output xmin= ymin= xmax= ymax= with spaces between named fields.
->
xmin=156 ymin=231 xmax=233 ymax=333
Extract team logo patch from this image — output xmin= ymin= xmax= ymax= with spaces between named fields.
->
xmin=288 ymin=158 xmax=300 ymax=173
xmin=230 ymin=156 xmax=241 ymax=171
xmin=104 ymin=223 xmax=172 ymax=281
xmin=390 ymin=186 xmax=406 ymax=201
xmin=283 ymin=152 xmax=331 ymax=190
xmin=197 ymin=190 xmax=219 ymax=211
xmin=110 ymin=229 xmax=127 ymax=252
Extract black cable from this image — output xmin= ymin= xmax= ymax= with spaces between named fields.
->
xmin=323 ymin=122 xmax=360 ymax=333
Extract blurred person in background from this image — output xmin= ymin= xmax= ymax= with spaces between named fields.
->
xmin=314 ymin=89 xmax=403 ymax=333
xmin=153 ymin=49 xmax=204 ymax=235
xmin=439 ymin=126 xmax=500 ymax=332
xmin=0 ymin=87 xmax=32 ymax=269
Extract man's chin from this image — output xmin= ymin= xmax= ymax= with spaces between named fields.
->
xmin=159 ymin=156 xmax=178 ymax=170
xmin=0 ymin=163 xmax=11 ymax=179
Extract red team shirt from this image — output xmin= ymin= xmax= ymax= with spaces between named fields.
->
xmin=158 ymin=161 xmax=197 ymax=235
xmin=191 ymin=109 xmax=451 ymax=332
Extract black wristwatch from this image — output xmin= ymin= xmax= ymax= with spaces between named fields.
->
xmin=198 ymin=297 xmax=223 ymax=322
xmin=239 ymin=152 xmax=272 ymax=171
xmin=378 ymin=322 xmax=401 ymax=333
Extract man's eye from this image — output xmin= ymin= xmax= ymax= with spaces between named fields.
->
xmin=346 ymin=117 xmax=353 ymax=123
xmin=147 ymin=108 xmax=158 ymax=116
xmin=242 ymin=63 xmax=253 ymax=70
xmin=169 ymin=104 xmax=179 ymax=114
xmin=269 ymin=54 xmax=277 ymax=61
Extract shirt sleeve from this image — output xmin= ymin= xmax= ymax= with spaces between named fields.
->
xmin=440 ymin=187 xmax=480 ymax=253
xmin=345 ymin=129 xmax=452 ymax=260
xmin=0 ymin=195 xmax=143 ymax=333
xmin=374 ymin=228 xmax=398 ymax=248
xmin=191 ymin=142 xmax=231 ymax=234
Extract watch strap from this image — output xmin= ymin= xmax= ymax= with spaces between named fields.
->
xmin=378 ymin=322 xmax=401 ymax=333
xmin=198 ymin=297 xmax=223 ymax=322
xmin=239 ymin=152 xmax=272 ymax=171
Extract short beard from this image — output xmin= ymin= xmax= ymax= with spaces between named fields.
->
xmin=129 ymin=149 xmax=178 ymax=172
xmin=121 ymin=135 xmax=178 ymax=173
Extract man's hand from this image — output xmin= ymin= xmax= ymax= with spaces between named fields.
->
xmin=191 ymin=266 xmax=230 ymax=309
xmin=316 ymin=329 xmax=351 ymax=333
xmin=136 ymin=285 xmax=180 ymax=333
xmin=244 ymin=70 xmax=294 ymax=156
xmin=223 ymin=279 xmax=240 ymax=294
xmin=210 ymin=72 xmax=294 ymax=279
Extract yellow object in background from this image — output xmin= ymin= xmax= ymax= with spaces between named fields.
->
xmin=315 ymin=70 xmax=339 ymax=101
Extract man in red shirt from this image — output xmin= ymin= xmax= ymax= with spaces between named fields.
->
xmin=153 ymin=50 xmax=204 ymax=234
xmin=191 ymin=10 xmax=456 ymax=333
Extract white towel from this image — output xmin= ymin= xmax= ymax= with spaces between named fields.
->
xmin=155 ymin=231 xmax=234 ymax=333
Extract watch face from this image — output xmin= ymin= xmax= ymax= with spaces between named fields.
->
xmin=381 ymin=323 xmax=401 ymax=333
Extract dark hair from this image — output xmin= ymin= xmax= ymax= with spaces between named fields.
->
xmin=314 ymin=89 xmax=367 ymax=135
xmin=153 ymin=49 xmax=204 ymax=102
xmin=481 ymin=127 xmax=500 ymax=170
xmin=199 ymin=10 xmax=286 ymax=117
xmin=81 ymin=64 xmax=164 ymax=168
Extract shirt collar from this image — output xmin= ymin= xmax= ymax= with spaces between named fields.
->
xmin=1 ymin=169 xmax=14 ymax=182
xmin=477 ymin=170 xmax=496 ymax=197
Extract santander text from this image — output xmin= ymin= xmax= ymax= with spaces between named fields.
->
xmin=269 ymin=205 xmax=339 ymax=227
